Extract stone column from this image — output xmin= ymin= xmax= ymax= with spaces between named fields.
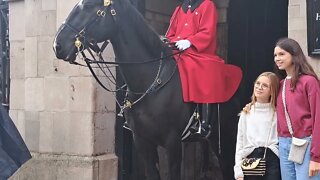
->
xmin=8 ymin=0 xmax=118 ymax=179
xmin=288 ymin=0 xmax=320 ymax=74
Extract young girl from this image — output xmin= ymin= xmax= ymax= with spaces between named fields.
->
xmin=234 ymin=72 xmax=281 ymax=180
xmin=274 ymin=38 xmax=320 ymax=179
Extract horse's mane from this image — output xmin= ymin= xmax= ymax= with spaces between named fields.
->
xmin=124 ymin=3 xmax=168 ymax=53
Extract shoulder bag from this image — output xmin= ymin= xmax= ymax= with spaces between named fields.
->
xmin=241 ymin=111 xmax=274 ymax=176
xmin=282 ymin=78 xmax=309 ymax=164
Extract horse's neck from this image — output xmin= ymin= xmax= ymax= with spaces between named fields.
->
xmin=112 ymin=9 xmax=163 ymax=60
xmin=111 ymin=9 xmax=166 ymax=92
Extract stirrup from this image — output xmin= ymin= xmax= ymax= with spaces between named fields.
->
xmin=202 ymin=125 xmax=212 ymax=138
xmin=189 ymin=109 xmax=201 ymax=133
xmin=195 ymin=123 xmax=211 ymax=138
xmin=123 ymin=122 xmax=132 ymax=131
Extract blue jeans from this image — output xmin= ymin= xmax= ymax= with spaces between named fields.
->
xmin=279 ymin=137 xmax=320 ymax=180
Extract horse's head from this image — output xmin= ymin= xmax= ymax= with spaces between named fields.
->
xmin=53 ymin=0 xmax=127 ymax=62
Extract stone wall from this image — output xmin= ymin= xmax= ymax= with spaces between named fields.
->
xmin=8 ymin=0 xmax=118 ymax=179
xmin=288 ymin=0 xmax=320 ymax=75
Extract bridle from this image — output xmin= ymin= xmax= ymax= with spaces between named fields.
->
xmin=60 ymin=0 xmax=182 ymax=115
xmin=62 ymin=0 xmax=117 ymax=58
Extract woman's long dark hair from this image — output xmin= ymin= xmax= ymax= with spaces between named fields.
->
xmin=274 ymin=38 xmax=318 ymax=90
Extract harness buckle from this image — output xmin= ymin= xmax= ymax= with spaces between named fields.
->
xmin=111 ymin=9 xmax=116 ymax=16
xmin=97 ymin=10 xmax=106 ymax=17
xmin=79 ymin=29 xmax=85 ymax=36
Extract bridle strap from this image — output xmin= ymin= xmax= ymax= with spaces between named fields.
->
xmin=62 ymin=4 xmax=115 ymax=61
xmin=81 ymin=51 xmax=120 ymax=92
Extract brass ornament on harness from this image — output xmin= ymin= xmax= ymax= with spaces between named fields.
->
xmin=75 ymin=38 xmax=82 ymax=49
xmin=125 ymin=100 xmax=132 ymax=108
xmin=104 ymin=0 xmax=112 ymax=6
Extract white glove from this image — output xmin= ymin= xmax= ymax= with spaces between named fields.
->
xmin=175 ymin=40 xmax=191 ymax=51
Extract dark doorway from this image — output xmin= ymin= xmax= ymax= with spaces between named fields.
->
xmin=224 ymin=0 xmax=288 ymax=179
xmin=228 ymin=0 xmax=288 ymax=104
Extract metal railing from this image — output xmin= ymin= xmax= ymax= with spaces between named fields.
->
xmin=0 ymin=0 xmax=10 ymax=110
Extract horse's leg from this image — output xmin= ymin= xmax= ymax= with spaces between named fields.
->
xmin=133 ymin=135 xmax=161 ymax=180
xmin=199 ymin=139 xmax=223 ymax=180
xmin=166 ymin=136 xmax=182 ymax=180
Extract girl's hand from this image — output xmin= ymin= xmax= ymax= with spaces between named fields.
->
xmin=309 ymin=161 xmax=320 ymax=177
xmin=236 ymin=178 xmax=244 ymax=180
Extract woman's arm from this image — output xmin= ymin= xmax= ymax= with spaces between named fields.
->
xmin=306 ymin=78 xmax=320 ymax=163
xmin=306 ymin=77 xmax=320 ymax=176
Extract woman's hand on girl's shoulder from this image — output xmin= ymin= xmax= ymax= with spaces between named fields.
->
xmin=309 ymin=161 xmax=320 ymax=177
xmin=242 ymin=103 xmax=252 ymax=114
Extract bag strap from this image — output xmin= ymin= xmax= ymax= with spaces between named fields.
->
xmin=243 ymin=104 xmax=274 ymax=159
xmin=282 ymin=78 xmax=294 ymax=136
xmin=262 ymin=112 xmax=274 ymax=159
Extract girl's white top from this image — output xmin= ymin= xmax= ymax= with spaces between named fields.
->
xmin=234 ymin=102 xmax=278 ymax=179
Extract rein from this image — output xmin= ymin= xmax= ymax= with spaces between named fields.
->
xmin=79 ymin=44 xmax=181 ymax=116
xmin=75 ymin=38 xmax=181 ymax=115
xmin=85 ymin=49 xmax=183 ymax=65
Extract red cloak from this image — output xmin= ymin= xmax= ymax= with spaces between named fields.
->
xmin=167 ymin=0 xmax=242 ymax=103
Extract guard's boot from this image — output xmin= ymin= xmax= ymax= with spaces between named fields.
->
xmin=199 ymin=103 xmax=213 ymax=138
xmin=189 ymin=103 xmax=215 ymax=138
xmin=189 ymin=104 xmax=201 ymax=134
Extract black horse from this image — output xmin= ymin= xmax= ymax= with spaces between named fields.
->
xmin=53 ymin=0 xmax=239 ymax=179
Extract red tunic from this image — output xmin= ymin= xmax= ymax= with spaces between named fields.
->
xmin=166 ymin=0 xmax=242 ymax=103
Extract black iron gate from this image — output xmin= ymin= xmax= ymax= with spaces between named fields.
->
xmin=0 ymin=0 xmax=10 ymax=110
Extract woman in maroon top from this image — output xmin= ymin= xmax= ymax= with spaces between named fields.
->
xmin=274 ymin=38 xmax=320 ymax=179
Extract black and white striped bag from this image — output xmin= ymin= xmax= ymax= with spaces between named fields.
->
xmin=241 ymin=157 xmax=266 ymax=176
